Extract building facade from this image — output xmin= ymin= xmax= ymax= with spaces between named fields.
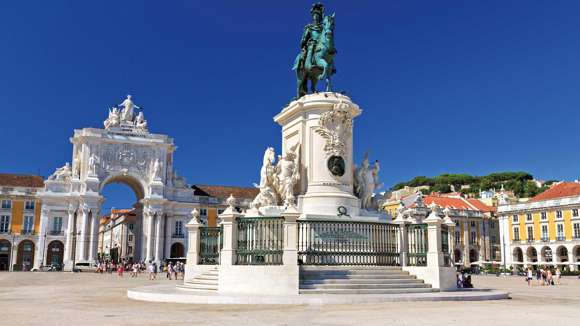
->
xmin=383 ymin=192 xmax=501 ymax=268
xmin=0 ymin=174 xmax=45 ymax=271
xmin=498 ymin=182 xmax=580 ymax=271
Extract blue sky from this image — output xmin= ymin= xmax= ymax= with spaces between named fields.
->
xmin=1 ymin=1 xmax=580 ymax=209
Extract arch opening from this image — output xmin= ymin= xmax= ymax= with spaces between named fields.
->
xmin=513 ymin=247 xmax=523 ymax=263
xmin=0 ymin=240 xmax=11 ymax=271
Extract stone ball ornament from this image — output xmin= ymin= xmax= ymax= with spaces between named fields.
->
xmin=327 ymin=155 xmax=345 ymax=177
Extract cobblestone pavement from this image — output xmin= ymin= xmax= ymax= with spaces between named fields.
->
xmin=0 ymin=272 xmax=578 ymax=326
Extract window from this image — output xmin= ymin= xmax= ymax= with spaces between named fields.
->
xmin=541 ymin=225 xmax=548 ymax=240
xmin=128 ymin=234 xmax=133 ymax=242
xmin=573 ymin=223 xmax=580 ymax=239
xmin=490 ymin=221 xmax=496 ymax=229
xmin=513 ymin=227 xmax=520 ymax=241
xmin=127 ymin=246 xmax=133 ymax=254
xmin=556 ymin=210 xmax=563 ymax=219
xmin=24 ymin=201 xmax=35 ymax=210
xmin=470 ymin=231 xmax=476 ymax=244
xmin=491 ymin=235 xmax=496 ymax=243
xmin=512 ymin=215 xmax=519 ymax=223
xmin=556 ymin=224 xmax=565 ymax=240
xmin=455 ymin=231 xmax=460 ymax=244
xmin=527 ymin=225 xmax=534 ymax=241
xmin=526 ymin=213 xmax=532 ymax=222
xmin=174 ymin=220 xmax=183 ymax=235
xmin=1 ymin=200 xmax=11 ymax=209
xmin=23 ymin=216 xmax=33 ymax=233
xmin=217 ymin=209 xmax=225 ymax=215
xmin=574 ymin=209 xmax=579 ymax=217
xmin=128 ymin=223 xmax=134 ymax=231
xmin=200 ymin=209 xmax=208 ymax=216
xmin=470 ymin=221 xmax=476 ymax=228
xmin=0 ymin=215 xmax=9 ymax=233
xmin=541 ymin=212 xmax=547 ymax=220
xmin=52 ymin=217 xmax=62 ymax=233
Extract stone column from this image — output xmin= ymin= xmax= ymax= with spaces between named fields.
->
xmin=282 ymin=206 xmax=300 ymax=266
xmin=78 ymin=206 xmax=89 ymax=261
xmin=88 ymin=207 xmax=100 ymax=262
xmin=34 ymin=208 xmax=49 ymax=269
xmin=63 ymin=206 xmax=76 ymax=270
xmin=154 ymin=213 xmax=164 ymax=263
xmin=219 ymin=207 xmax=240 ymax=267
xmin=143 ymin=209 xmax=154 ymax=263
xmin=184 ymin=209 xmax=201 ymax=281
xmin=463 ymin=220 xmax=470 ymax=267
xmin=393 ymin=213 xmax=409 ymax=267
xmin=425 ymin=211 xmax=443 ymax=268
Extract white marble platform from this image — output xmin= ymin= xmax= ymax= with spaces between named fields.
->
xmin=127 ymin=284 xmax=509 ymax=305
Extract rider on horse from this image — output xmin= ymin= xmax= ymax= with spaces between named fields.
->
xmin=295 ymin=3 xmax=324 ymax=73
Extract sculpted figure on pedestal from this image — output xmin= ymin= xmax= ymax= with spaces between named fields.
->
xmin=88 ymin=154 xmax=99 ymax=176
xmin=250 ymin=147 xmax=279 ymax=209
xmin=293 ymin=3 xmax=336 ymax=98
xmin=150 ymin=158 xmax=162 ymax=181
xmin=119 ymin=95 xmax=140 ymax=122
xmin=354 ymin=153 xmax=383 ymax=211
xmin=274 ymin=143 xmax=301 ymax=207
xmin=134 ymin=111 xmax=148 ymax=132
xmin=104 ymin=107 xmax=121 ymax=129
xmin=48 ymin=162 xmax=72 ymax=181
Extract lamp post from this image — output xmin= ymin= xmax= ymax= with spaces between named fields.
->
xmin=40 ymin=229 xmax=48 ymax=268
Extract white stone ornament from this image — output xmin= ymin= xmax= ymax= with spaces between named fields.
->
xmin=226 ymin=194 xmax=237 ymax=210
xmin=250 ymin=147 xmax=279 ymax=209
xmin=150 ymin=158 xmax=162 ymax=181
xmin=354 ymin=153 xmax=383 ymax=211
xmin=315 ymin=100 xmax=353 ymax=157
xmin=48 ymin=162 xmax=72 ymax=181
xmin=274 ymin=142 xmax=301 ymax=207
xmin=88 ymin=153 xmax=99 ymax=177
xmin=119 ymin=95 xmax=140 ymax=122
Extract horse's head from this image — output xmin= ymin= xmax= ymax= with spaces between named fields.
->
xmin=323 ymin=12 xmax=335 ymax=33
xmin=263 ymin=147 xmax=276 ymax=165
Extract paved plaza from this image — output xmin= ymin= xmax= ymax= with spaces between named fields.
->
xmin=0 ymin=272 xmax=578 ymax=326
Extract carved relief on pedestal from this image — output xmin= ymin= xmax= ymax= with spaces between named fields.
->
xmin=315 ymin=100 xmax=353 ymax=158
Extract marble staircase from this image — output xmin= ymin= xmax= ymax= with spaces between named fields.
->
xmin=177 ymin=267 xmax=219 ymax=292
xmin=299 ymin=266 xmax=435 ymax=295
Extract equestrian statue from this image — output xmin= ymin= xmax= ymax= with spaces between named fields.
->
xmin=292 ymin=3 xmax=336 ymax=99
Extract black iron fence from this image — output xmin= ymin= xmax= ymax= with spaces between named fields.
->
xmin=236 ymin=217 xmax=284 ymax=265
xmin=297 ymin=220 xmax=400 ymax=266
xmin=407 ymin=224 xmax=428 ymax=266
xmin=199 ymin=226 xmax=221 ymax=265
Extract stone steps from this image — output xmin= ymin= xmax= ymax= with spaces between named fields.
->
xmin=178 ymin=268 xmax=219 ymax=292
xmin=299 ymin=266 xmax=432 ymax=295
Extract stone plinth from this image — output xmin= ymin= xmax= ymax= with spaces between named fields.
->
xmin=274 ymin=92 xmax=362 ymax=218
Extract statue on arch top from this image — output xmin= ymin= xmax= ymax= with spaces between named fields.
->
xmin=119 ymin=95 xmax=141 ymax=122
xmin=292 ymin=3 xmax=337 ymax=99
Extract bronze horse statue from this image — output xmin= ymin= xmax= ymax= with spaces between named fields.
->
xmin=293 ymin=13 xmax=336 ymax=99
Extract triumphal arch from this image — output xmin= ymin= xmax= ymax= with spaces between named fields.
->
xmin=37 ymin=96 xmax=197 ymax=271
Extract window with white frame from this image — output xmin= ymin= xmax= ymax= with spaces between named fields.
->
xmin=573 ymin=223 xmax=580 ymax=239
xmin=128 ymin=223 xmax=134 ymax=231
xmin=526 ymin=225 xmax=534 ymax=240
xmin=174 ymin=220 xmax=183 ymax=235
xmin=128 ymin=234 xmax=133 ymax=242
xmin=490 ymin=220 xmax=495 ymax=228
xmin=556 ymin=210 xmax=563 ymax=219
xmin=0 ymin=215 xmax=10 ymax=233
xmin=512 ymin=215 xmax=519 ymax=223
xmin=200 ymin=209 xmax=207 ymax=216
xmin=1 ymin=200 xmax=11 ymax=209
xmin=217 ymin=209 xmax=225 ymax=215
xmin=470 ymin=231 xmax=476 ymax=244
xmin=541 ymin=225 xmax=548 ymax=240
xmin=513 ymin=226 xmax=520 ymax=240
xmin=127 ymin=246 xmax=133 ymax=254
xmin=24 ymin=201 xmax=35 ymax=210
xmin=23 ymin=216 xmax=33 ymax=233
xmin=541 ymin=212 xmax=547 ymax=220
xmin=526 ymin=213 xmax=532 ymax=222
xmin=52 ymin=217 xmax=62 ymax=233
xmin=455 ymin=231 xmax=460 ymax=244
xmin=470 ymin=221 xmax=476 ymax=228
xmin=556 ymin=224 xmax=564 ymax=239
xmin=574 ymin=209 xmax=579 ymax=217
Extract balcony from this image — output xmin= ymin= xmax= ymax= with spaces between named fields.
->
xmin=172 ymin=233 xmax=185 ymax=239
xmin=526 ymin=238 xmax=535 ymax=244
xmin=48 ymin=230 xmax=64 ymax=236
xmin=20 ymin=230 xmax=35 ymax=235
xmin=556 ymin=235 xmax=566 ymax=241
xmin=541 ymin=237 xmax=549 ymax=242
xmin=0 ymin=229 xmax=11 ymax=234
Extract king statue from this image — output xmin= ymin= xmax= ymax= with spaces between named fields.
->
xmin=292 ymin=3 xmax=336 ymax=99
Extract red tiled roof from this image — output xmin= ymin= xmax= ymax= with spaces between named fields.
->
xmin=423 ymin=195 xmax=475 ymax=210
xmin=0 ymin=173 xmax=44 ymax=188
xmin=466 ymin=198 xmax=496 ymax=213
xmin=192 ymin=185 xmax=259 ymax=200
xmin=530 ymin=182 xmax=580 ymax=202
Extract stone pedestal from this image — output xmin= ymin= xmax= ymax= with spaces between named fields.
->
xmin=274 ymin=92 xmax=362 ymax=219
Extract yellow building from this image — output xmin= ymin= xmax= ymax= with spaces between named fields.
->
xmin=191 ymin=185 xmax=258 ymax=227
xmin=498 ymin=182 xmax=580 ymax=271
xmin=0 ymin=174 xmax=44 ymax=271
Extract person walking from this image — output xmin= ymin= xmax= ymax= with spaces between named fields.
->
xmin=148 ymin=262 xmax=155 ymax=281
xmin=535 ymin=268 xmax=542 ymax=286
xmin=526 ymin=267 xmax=533 ymax=287
xmin=555 ymin=267 xmax=561 ymax=285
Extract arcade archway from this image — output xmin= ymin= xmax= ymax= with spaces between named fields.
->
xmin=0 ymin=240 xmax=11 ymax=271
xmin=170 ymin=242 xmax=185 ymax=259
xmin=16 ymin=240 xmax=35 ymax=271
xmin=46 ymin=240 xmax=64 ymax=269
